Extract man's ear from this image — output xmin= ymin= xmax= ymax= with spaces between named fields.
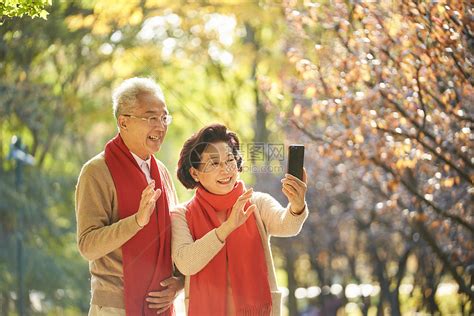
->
xmin=189 ymin=167 xmax=199 ymax=182
xmin=118 ymin=116 xmax=127 ymax=130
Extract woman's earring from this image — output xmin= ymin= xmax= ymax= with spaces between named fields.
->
xmin=194 ymin=178 xmax=199 ymax=182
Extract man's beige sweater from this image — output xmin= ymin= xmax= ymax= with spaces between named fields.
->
xmin=171 ymin=192 xmax=308 ymax=315
xmin=75 ymin=152 xmax=178 ymax=308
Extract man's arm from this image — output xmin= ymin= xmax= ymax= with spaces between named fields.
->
xmin=75 ymin=163 xmax=142 ymax=261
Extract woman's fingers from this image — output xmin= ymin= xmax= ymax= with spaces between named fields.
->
xmin=238 ymin=188 xmax=253 ymax=200
xmin=282 ymin=175 xmax=306 ymax=213
xmin=226 ymin=189 xmax=256 ymax=230
xmin=235 ymin=204 xmax=255 ymax=226
xmin=244 ymin=204 xmax=256 ymax=216
xmin=283 ymin=174 xmax=307 ymax=190
xmin=281 ymin=179 xmax=301 ymax=195
xmin=282 ymin=185 xmax=296 ymax=198
xmin=283 ymin=182 xmax=298 ymax=195
xmin=282 ymin=177 xmax=307 ymax=201
xmin=233 ymin=189 xmax=253 ymax=210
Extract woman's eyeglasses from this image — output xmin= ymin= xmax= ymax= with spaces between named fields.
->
xmin=199 ymin=157 xmax=237 ymax=173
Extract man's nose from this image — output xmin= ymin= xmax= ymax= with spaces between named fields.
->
xmin=154 ymin=122 xmax=167 ymax=131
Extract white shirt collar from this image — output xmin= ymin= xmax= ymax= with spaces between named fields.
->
xmin=130 ymin=152 xmax=151 ymax=169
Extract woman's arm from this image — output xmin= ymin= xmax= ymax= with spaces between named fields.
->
xmin=171 ymin=206 xmax=225 ymax=275
xmin=254 ymin=192 xmax=308 ymax=237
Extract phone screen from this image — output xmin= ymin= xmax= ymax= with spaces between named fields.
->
xmin=287 ymin=145 xmax=305 ymax=180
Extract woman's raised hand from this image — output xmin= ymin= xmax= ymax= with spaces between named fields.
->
xmin=216 ymin=188 xmax=256 ymax=242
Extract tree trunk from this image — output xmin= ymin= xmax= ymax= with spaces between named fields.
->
xmin=368 ymin=238 xmax=393 ymax=316
xmin=389 ymin=292 xmax=402 ymax=316
xmin=245 ymin=23 xmax=268 ymax=146
xmin=1 ymin=291 xmax=9 ymax=316
xmin=389 ymin=246 xmax=411 ymax=316
xmin=361 ymin=296 xmax=370 ymax=316
xmin=376 ymin=297 xmax=384 ymax=316
xmin=285 ymin=247 xmax=298 ymax=316
xmin=425 ymin=263 xmax=440 ymax=314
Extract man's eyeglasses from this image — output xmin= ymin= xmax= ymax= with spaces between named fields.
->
xmin=123 ymin=114 xmax=173 ymax=126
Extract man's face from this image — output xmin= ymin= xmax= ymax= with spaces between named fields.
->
xmin=119 ymin=93 xmax=169 ymax=159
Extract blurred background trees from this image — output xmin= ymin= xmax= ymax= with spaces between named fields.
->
xmin=0 ymin=0 xmax=51 ymax=20
xmin=1 ymin=0 xmax=472 ymax=315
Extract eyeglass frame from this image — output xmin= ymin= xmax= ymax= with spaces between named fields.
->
xmin=197 ymin=155 xmax=238 ymax=173
xmin=122 ymin=113 xmax=173 ymax=126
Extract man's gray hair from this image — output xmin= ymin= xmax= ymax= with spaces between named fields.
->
xmin=112 ymin=77 xmax=166 ymax=119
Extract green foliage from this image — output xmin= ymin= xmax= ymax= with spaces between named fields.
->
xmin=0 ymin=0 xmax=51 ymax=19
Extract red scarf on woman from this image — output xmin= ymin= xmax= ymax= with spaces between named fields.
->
xmin=185 ymin=181 xmax=272 ymax=315
xmin=104 ymin=134 xmax=174 ymax=316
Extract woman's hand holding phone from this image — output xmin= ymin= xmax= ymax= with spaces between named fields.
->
xmin=281 ymin=168 xmax=308 ymax=215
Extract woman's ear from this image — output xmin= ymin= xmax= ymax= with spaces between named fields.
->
xmin=189 ymin=167 xmax=199 ymax=182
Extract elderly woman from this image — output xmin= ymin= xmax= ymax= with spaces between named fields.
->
xmin=171 ymin=124 xmax=308 ymax=316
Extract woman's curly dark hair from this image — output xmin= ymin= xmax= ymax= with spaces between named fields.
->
xmin=177 ymin=123 xmax=243 ymax=189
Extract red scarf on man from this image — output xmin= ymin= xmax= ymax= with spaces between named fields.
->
xmin=185 ymin=181 xmax=272 ymax=315
xmin=104 ymin=134 xmax=174 ymax=316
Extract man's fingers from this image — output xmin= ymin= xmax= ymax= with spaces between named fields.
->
xmin=148 ymin=302 xmax=170 ymax=310
xmin=148 ymin=288 xmax=173 ymax=297
xmin=142 ymin=191 xmax=155 ymax=205
xmin=159 ymin=276 xmax=176 ymax=287
xmin=142 ymin=182 xmax=155 ymax=196
xmin=146 ymin=289 xmax=173 ymax=311
xmin=154 ymin=188 xmax=162 ymax=199
xmin=146 ymin=188 xmax=161 ymax=201
xmin=154 ymin=304 xmax=171 ymax=314
xmin=143 ymin=189 xmax=162 ymax=209
xmin=147 ymin=289 xmax=173 ymax=300
xmin=147 ymin=297 xmax=170 ymax=305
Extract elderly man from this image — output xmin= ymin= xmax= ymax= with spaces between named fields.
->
xmin=75 ymin=77 xmax=182 ymax=315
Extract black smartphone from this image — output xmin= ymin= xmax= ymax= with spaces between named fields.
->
xmin=287 ymin=145 xmax=305 ymax=181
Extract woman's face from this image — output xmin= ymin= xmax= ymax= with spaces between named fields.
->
xmin=190 ymin=141 xmax=239 ymax=195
